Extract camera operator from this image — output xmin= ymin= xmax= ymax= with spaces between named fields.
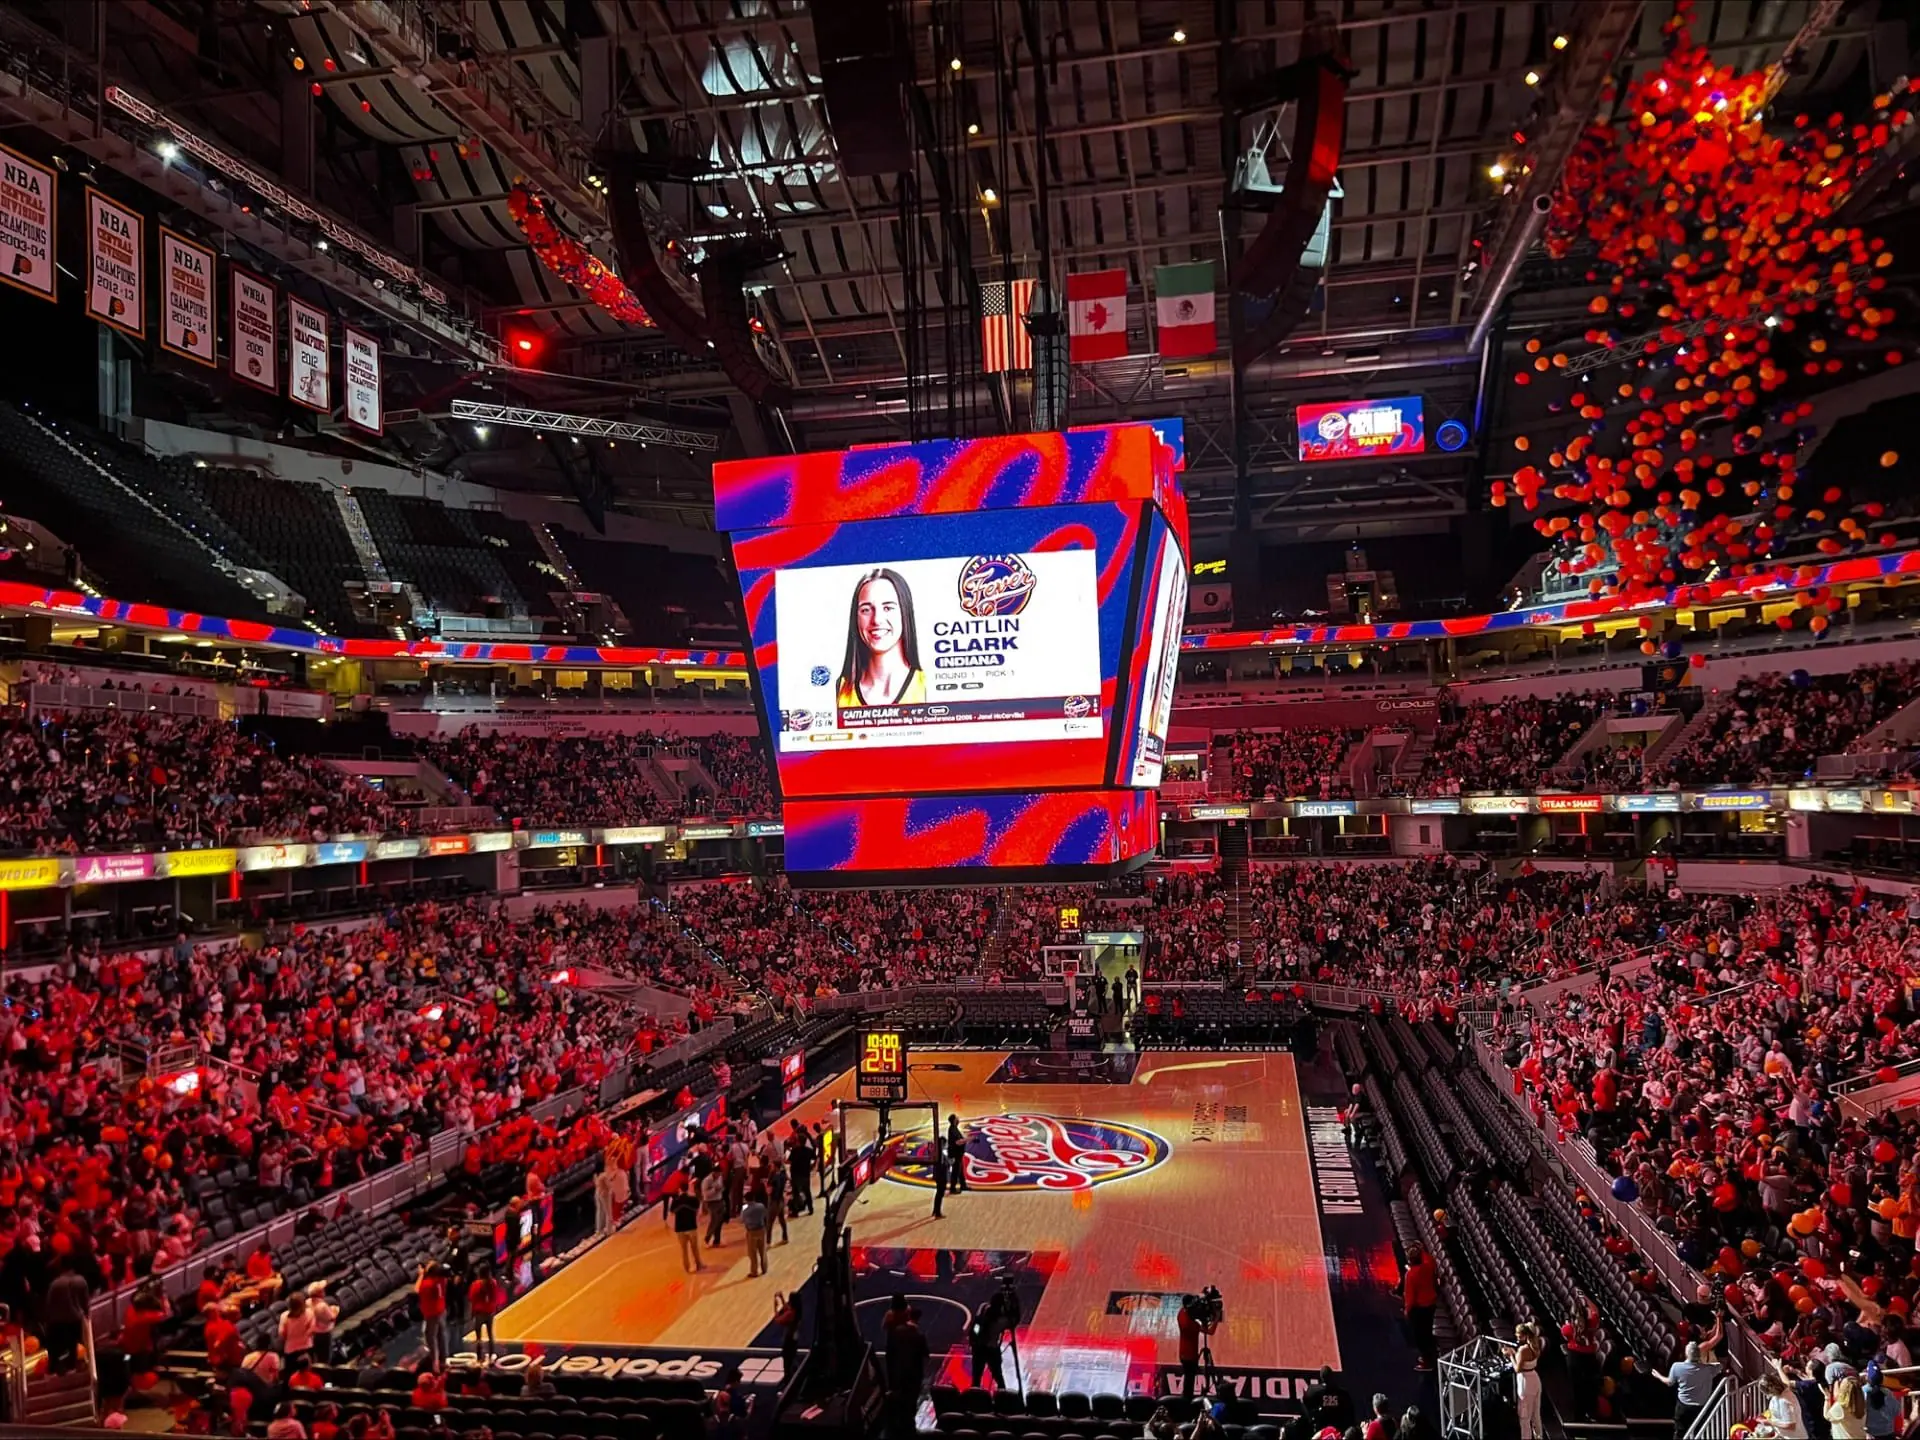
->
xmin=1177 ymin=1289 xmax=1220 ymax=1398
xmin=968 ymin=1294 xmax=1010 ymax=1391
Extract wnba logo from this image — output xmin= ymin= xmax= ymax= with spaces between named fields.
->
xmin=889 ymin=1112 xmax=1169 ymax=1192
xmin=957 ymin=555 xmax=1037 ymax=619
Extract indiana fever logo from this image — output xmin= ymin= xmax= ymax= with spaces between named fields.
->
xmin=957 ymin=554 xmax=1037 ymax=619
xmin=889 ymin=1112 xmax=1170 ymax=1193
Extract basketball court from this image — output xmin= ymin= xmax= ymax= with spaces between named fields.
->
xmin=488 ymin=1049 xmax=1414 ymax=1409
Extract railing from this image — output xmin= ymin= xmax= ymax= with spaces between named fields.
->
xmin=1471 ymin=1027 xmax=1771 ymax=1383
xmin=2 ymin=1326 xmax=25 ymax=1423
xmin=80 ymin=1313 xmax=97 ymax=1425
xmin=1682 ymin=1376 xmax=1766 ymax=1440
xmin=22 ymin=683 xmax=220 ymax=719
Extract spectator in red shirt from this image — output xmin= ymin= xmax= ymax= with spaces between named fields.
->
xmin=416 ymin=1262 xmax=449 ymax=1370
xmin=1400 ymin=1243 xmax=1439 ymax=1372
xmin=467 ymin=1265 xmax=505 ymax=1361
xmin=205 ymin=1302 xmax=245 ymax=1373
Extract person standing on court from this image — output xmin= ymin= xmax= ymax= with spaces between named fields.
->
xmin=671 ymin=1188 xmax=704 ymax=1272
xmin=931 ymin=1139 xmax=949 ymax=1218
xmin=946 ymin=1115 xmax=968 ymax=1192
xmin=1399 ymin=1242 xmax=1439 ymax=1372
xmin=767 ymin=1162 xmax=790 ymax=1244
xmin=742 ymin=1190 xmax=770 ymax=1277
xmin=700 ymin=1164 xmax=728 ymax=1248
xmin=788 ymin=1125 xmax=815 ymax=1216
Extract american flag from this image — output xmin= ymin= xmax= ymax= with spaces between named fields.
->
xmin=980 ymin=278 xmax=1036 ymax=373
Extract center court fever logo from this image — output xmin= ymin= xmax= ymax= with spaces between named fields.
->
xmin=888 ymin=1112 xmax=1170 ymax=1192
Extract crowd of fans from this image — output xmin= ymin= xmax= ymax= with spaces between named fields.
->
xmin=1510 ymin=879 xmax=1920 ymax=1388
xmin=1220 ymin=726 xmax=1362 ymax=799
xmin=1414 ymin=692 xmax=1619 ymax=795
xmin=1655 ymin=664 xmax=1920 ymax=787
xmin=0 ymin=709 xmax=411 ymax=854
xmin=417 ymin=730 xmax=775 ymax=827
xmin=683 ymin=733 xmax=776 ymax=816
xmin=0 ymin=896 xmax=739 ymax=1301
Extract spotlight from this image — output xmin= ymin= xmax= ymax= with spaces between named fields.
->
xmin=949 ymin=56 xmax=962 ymax=72
xmin=981 ymin=186 xmax=997 ymax=203
xmin=315 ymin=238 xmax=329 ymax=251
xmin=157 ymin=140 xmax=180 ymax=162
xmin=967 ymin=122 xmax=980 ymax=135
xmin=474 ymin=425 xmax=489 ymax=441
xmin=1172 ymin=26 xmax=1187 ymax=43
xmin=1553 ymin=34 xmax=1569 ymax=49
xmin=1524 ymin=70 xmax=1540 ymax=86
xmin=1487 ymin=161 xmax=1507 ymax=181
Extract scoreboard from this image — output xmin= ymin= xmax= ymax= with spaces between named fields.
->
xmin=712 ymin=423 xmax=1187 ymax=885
xmin=855 ymin=1029 xmax=909 ymax=1103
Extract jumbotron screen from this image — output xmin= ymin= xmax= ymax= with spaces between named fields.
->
xmin=713 ymin=425 xmax=1186 ymax=884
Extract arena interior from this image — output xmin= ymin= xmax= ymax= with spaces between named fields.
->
xmin=4 ymin=6 xmax=1920 ymax=1440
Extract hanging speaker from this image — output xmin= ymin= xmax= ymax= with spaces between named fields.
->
xmin=813 ymin=0 xmax=912 ymax=177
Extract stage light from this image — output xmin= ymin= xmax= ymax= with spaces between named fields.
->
xmin=315 ymin=238 xmax=329 ymax=251
xmin=157 ymin=140 xmax=179 ymax=162
xmin=967 ymin=122 xmax=980 ymax=135
xmin=950 ymin=57 xmax=963 ymax=72
xmin=1553 ymin=33 xmax=1569 ymax=49
xmin=474 ymin=425 xmax=489 ymax=441
xmin=1524 ymin=70 xmax=1541 ymax=86
xmin=1172 ymin=27 xmax=1187 ymax=43
xmin=508 ymin=331 xmax=544 ymax=367
xmin=981 ymin=186 xmax=997 ymax=204
xmin=1487 ymin=161 xmax=1508 ymax=181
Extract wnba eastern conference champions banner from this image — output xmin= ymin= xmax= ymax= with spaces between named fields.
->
xmin=86 ymin=188 xmax=144 ymax=337
xmin=159 ymin=229 xmax=216 ymax=366
xmin=344 ymin=326 xmax=382 ymax=434
xmin=229 ymin=266 xmax=277 ymax=393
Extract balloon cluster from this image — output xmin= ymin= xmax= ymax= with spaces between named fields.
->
xmin=506 ymin=185 xmax=655 ymax=328
xmin=1490 ymin=0 xmax=1913 ymax=623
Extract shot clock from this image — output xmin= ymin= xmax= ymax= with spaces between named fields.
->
xmin=856 ymin=1029 xmax=909 ymax=1102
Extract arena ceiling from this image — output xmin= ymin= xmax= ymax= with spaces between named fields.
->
xmin=0 ymin=0 xmax=1900 ymax=542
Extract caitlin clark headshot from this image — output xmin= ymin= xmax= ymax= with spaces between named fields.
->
xmin=837 ymin=567 xmax=927 ymax=709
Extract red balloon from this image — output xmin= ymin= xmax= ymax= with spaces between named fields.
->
xmin=1804 ymin=1255 xmax=1830 ymax=1279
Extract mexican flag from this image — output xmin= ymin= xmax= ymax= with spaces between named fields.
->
xmin=1154 ymin=261 xmax=1216 ymax=358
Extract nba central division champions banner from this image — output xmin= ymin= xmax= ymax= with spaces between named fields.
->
xmin=160 ymin=229 xmax=216 ymax=366
xmin=0 ymin=144 xmax=55 ymax=302
xmin=86 ymin=188 xmax=144 ymax=337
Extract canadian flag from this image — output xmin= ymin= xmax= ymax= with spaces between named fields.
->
xmin=1067 ymin=269 xmax=1129 ymax=363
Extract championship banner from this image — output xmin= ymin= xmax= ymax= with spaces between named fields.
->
xmin=86 ymin=189 xmax=144 ymax=337
xmin=344 ymin=326 xmax=383 ymax=434
xmin=229 ymin=266 xmax=278 ymax=392
xmin=0 ymin=144 xmax=55 ymax=302
xmin=159 ymin=229 xmax=216 ymax=366
xmin=288 ymin=296 xmax=330 ymax=412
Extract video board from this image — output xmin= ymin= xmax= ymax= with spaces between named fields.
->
xmin=714 ymin=425 xmax=1185 ymax=884
xmin=1296 ymin=395 xmax=1426 ymax=461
